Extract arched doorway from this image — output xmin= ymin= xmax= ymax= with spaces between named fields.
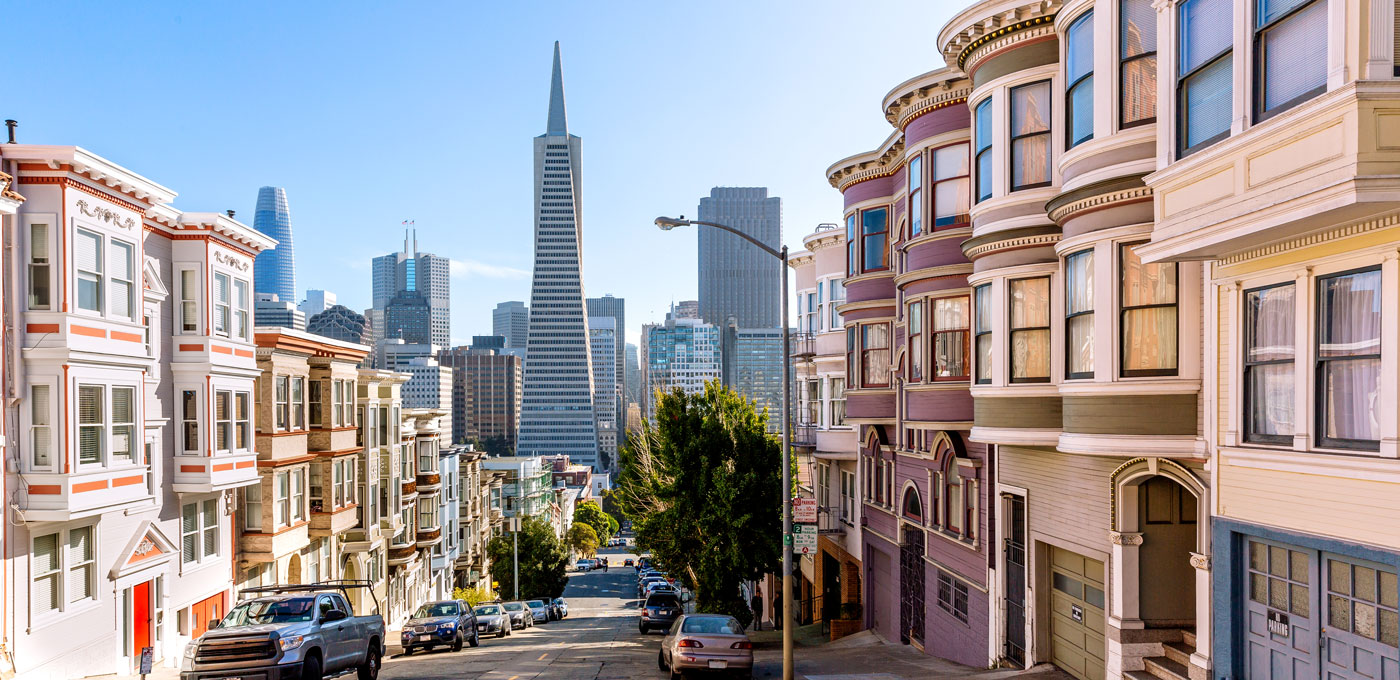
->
xmin=287 ymin=553 xmax=302 ymax=585
xmin=1136 ymin=476 xmax=1197 ymax=625
xmin=899 ymin=519 xmax=925 ymax=646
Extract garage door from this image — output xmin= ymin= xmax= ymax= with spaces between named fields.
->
xmin=1050 ymin=546 xmax=1106 ymax=680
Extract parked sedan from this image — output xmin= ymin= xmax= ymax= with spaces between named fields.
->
xmin=502 ymin=601 xmax=532 ymax=630
xmin=639 ymin=591 xmax=683 ymax=634
xmin=576 ymin=559 xmax=592 ymax=572
xmin=524 ymin=599 xmax=550 ymax=624
xmin=552 ymin=597 xmax=569 ymax=619
xmin=401 ymin=600 xmax=480 ymax=654
xmin=473 ymin=603 xmax=511 ymax=638
xmin=659 ymin=614 xmax=754 ymax=679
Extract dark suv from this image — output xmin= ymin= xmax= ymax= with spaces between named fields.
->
xmin=639 ymin=592 xmax=683 ymax=634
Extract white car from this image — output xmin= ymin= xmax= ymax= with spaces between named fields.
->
xmin=576 ymin=559 xmax=592 ymax=572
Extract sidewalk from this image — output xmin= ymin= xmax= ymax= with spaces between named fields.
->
xmin=751 ymin=628 xmax=1076 ymax=680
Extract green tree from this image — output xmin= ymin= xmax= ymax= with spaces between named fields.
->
xmin=566 ymin=522 xmax=599 ymax=557
xmin=481 ymin=435 xmax=513 ymax=457
xmin=487 ymin=517 xmax=569 ymax=599
xmin=452 ymin=584 xmax=496 ymax=607
xmin=573 ymin=501 xmax=614 ymax=542
xmin=613 ymin=381 xmax=792 ymax=627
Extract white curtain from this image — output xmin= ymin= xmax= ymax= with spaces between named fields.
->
xmin=1246 ymin=285 xmax=1295 ymax=437
xmin=1066 ymin=251 xmax=1095 ymax=375
xmin=1319 ymin=271 xmax=1382 ymax=442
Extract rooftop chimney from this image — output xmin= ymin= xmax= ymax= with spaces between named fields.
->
xmin=4 ymin=120 xmax=16 ymax=144
xmin=226 ymin=210 xmax=236 ymax=219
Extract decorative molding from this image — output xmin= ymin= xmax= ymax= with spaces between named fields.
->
xmin=214 ymin=251 xmax=251 ymax=272
xmin=888 ymin=86 xmax=973 ymax=130
xmin=1047 ymin=186 xmax=1154 ymax=224
xmin=963 ymin=233 xmax=1061 ymax=259
xmin=1216 ymin=211 xmax=1400 ymax=267
xmin=959 ymin=15 xmax=1058 ymax=72
xmin=1110 ymin=531 xmax=1144 ymax=546
xmin=134 ymin=537 xmax=157 ymax=557
xmin=75 ymin=199 xmax=136 ymax=230
xmin=831 ymin=137 xmax=908 ymax=191
xmin=1189 ymin=552 xmax=1211 ymax=571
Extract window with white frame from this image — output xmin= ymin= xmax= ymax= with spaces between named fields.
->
xmin=828 ymin=279 xmax=845 ymax=329
xmin=975 ymin=99 xmax=994 ymax=203
xmin=817 ymin=463 xmax=831 ymax=508
xmin=1120 ymin=243 xmax=1178 ymax=376
xmin=179 ymin=269 xmax=199 ymax=333
xmin=840 ymin=470 xmax=855 ymax=523
xmin=243 ymin=483 xmax=263 ymax=531
xmin=1066 ymin=10 xmax=1095 ymax=148
xmin=182 ymin=389 xmax=200 ymax=453
xmin=345 ymin=382 xmax=355 ymax=426
xmin=860 ymin=323 xmax=891 ymax=388
xmin=1316 ymin=268 xmax=1382 ymax=450
xmin=310 ymin=463 xmax=325 ymax=513
xmin=975 ymin=284 xmax=993 ymax=384
xmin=111 ymin=387 xmax=135 ymax=464
xmin=233 ymin=279 xmax=250 ymax=341
xmin=28 ymin=220 xmax=51 ymax=310
xmin=291 ymin=469 xmax=305 ymax=522
xmin=77 ymin=385 xmax=105 ymax=466
xmin=275 ymin=376 xmax=289 ymax=431
xmin=30 ymin=384 xmax=52 ymax=470
xmin=213 ymin=273 xmax=230 ymax=336
xmin=1254 ymin=0 xmax=1326 ymax=120
xmin=291 ymin=377 xmax=305 ymax=430
xmin=1121 ymin=0 xmax=1158 ymax=126
xmin=109 ymin=240 xmax=135 ymax=321
xmin=1178 ymin=0 xmax=1233 ymax=155
xmin=235 ymin=392 xmax=250 ymax=450
xmin=333 ymin=380 xmax=344 ymax=427
xmin=418 ymin=497 xmax=439 ymax=529
xmin=1066 ymin=249 xmax=1095 ymax=379
xmin=274 ymin=471 xmax=290 ymax=527
xmin=1244 ymin=283 xmax=1295 ymax=444
xmin=1010 ymin=278 xmax=1052 ymax=382
xmin=933 ymin=297 xmax=970 ymax=380
xmin=181 ymin=499 xmax=220 ymax=564
xmin=909 ymin=300 xmax=925 ymax=382
xmin=1010 ymin=81 xmax=1053 ymax=190
xmin=309 ymin=380 xmax=324 ymax=428
xmin=75 ymin=229 xmax=104 ymax=314
xmin=802 ymin=380 xmax=820 ymax=426
xmin=932 ymin=144 xmax=971 ymax=228
xmin=830 ymin=377 xmax=846 ymax=427
xmin=32 ymin=526 xmax=94 ymax=616
xmin=215 ymin=391 xmax=233 ymax=452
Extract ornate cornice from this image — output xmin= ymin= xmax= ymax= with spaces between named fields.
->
xmin=940 ymin=0 xmax=1061 ymax=63
xmin=894 ymin=263 xmax=975 ymax=287
xmin=963 ymin=232 xmax=1060 ymax=259
xmin=76 ymin=199 xmax=137 ymax=230
xmin=1216 ymin=211 xmax=1400 ymax=267
xmin=1047 ymin=186 xmax=1153 ymax=225
xmin=1190 ymin=552 xmax=1211 ymax=571
xmin=962 ymin=19 xmax=1058 ymax=74
xmin=829 ymin=137 xmax=907 ymax=191
xmin=887 ymin=85 xmax=974 ymax=130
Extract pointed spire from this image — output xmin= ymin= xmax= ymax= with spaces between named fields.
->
xmin=546 ymin=41 xmax=568 ymax=136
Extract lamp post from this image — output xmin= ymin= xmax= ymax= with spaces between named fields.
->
xmin=655 ymin=215 xmax=793 ymax=680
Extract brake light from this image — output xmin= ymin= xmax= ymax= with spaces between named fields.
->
xmin=731 ymin=640 xmax=752 ymax=649
xmin=677 ymin=639 xmax=704 ymax=648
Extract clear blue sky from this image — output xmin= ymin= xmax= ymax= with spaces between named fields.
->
xmin=7 ymin=1 xmax=958 ymax=346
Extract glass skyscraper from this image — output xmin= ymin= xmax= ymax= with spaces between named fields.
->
xmin=252 ymin=186 xmax=296 ymax=303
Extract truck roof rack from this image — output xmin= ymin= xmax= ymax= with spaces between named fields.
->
xmin=238 ymin=580 xmax=381 ymax=616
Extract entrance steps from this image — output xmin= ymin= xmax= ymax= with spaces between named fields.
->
xmin=1124 ymin=629 xmax=1198 ymax=680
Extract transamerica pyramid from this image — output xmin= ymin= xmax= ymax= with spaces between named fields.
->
xmin=516 ymin=42 xmax=602 ymax=470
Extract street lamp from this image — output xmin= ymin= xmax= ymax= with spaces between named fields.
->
xmin=654 ymin=215 xmax=794 ymax=680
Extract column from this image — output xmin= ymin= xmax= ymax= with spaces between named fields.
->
xmin=1189 ymin=552 xmax=1213 ymax=677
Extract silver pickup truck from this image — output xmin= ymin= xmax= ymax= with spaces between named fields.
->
xmin=180 ymin=581 xmax=384 ymax=680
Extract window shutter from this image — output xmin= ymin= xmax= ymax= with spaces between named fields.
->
xmin=202 ymin=500 xmax=219 ymax=558
xmin=182 ymin=504 xmax=198 ymax=562
xmin=31 ymin=223 xmax=49 ymax=262
xmin=214 ymin=273 xmax=228 ymax=304
xmin=31 ymin=385 xmax=51 ymax=468
xmin=66 ymin=528 xmax=92 ymax=601
xmin=74 ymin=231 xmax=101 ymax=273
xmin=33 ymin=534 xmax=59 ymax=613
xmin=110 ymin=242 xmax=132 ymax=280
xmin=112 ymin=387 xmax=132 ymax=424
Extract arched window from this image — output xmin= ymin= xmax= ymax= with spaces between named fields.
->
xmin=902 ymin=486 xmax=923 ymax=522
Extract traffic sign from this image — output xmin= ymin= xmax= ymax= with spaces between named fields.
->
xmin=793 ymin=497 xmax=818 ymax=524
xmin=793 ymin=525 xmax=818 ymax=555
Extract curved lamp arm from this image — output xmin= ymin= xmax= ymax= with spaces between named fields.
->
xmin=655 ymin=216 xmax=783 ymax=261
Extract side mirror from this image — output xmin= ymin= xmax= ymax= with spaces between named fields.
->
xmin=323 ymin=610 xmax=348 ymax=622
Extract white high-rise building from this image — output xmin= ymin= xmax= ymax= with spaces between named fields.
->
xmin=371 ymin=231 xmax=451 ymax=348
xmin=299 ymin=289 xmax=337 ymax=316
xmin=589 ymin=317 xmax=619 ymax=471
xmin=517 ymin=42 xmax=600 ymax=470
xmin=640 ymin=310 xmax=722 ymax=419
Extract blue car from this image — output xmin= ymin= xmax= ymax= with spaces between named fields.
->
xmin=401 ymin=600 xmax=479 ymax=654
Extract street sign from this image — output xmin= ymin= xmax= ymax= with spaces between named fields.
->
xmin=793 ymin=497 xmax=818 ymax=524
xmin=139 ymin=647 xmax=153 ymax=677
xmin=793 ymin=525 xmax=818 ymax=554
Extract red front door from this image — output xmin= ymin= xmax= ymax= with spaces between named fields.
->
xmin=132 ymin=581 xmax=151 ymax=659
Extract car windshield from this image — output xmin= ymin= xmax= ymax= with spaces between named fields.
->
xmin=475 ymin=605 xmax=501 ymax=615
xmin=526 ymin=600 xmax=544 ymax=608
xmin=646 ymin=594 xmax=681 ymax=608
xmin=412 ymin=602 xmax=459 ymax=619
xmin=682 ymin=616 xmax=743 ymax=635
xmin=503 ymin=602 xmax=524 ymax=611
xmin=221 ymin=598 xmax=315 ymax=626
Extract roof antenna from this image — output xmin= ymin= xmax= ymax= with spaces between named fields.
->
xmin=4 ymin=120 xmax=16 ymax=144
xmin=226 ymin=210 xmax=236 ymax=219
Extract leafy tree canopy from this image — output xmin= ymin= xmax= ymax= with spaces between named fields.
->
xmin=486 ymin=516 xmax=569 ymax=600
xmin=612 ymin=381 xmax=794 ymax=627
xmin=566 ymin=522 xmax=599 ymax=557
xmin=573 ymin=501 xmax=614 ymax=542
xmin=452 ymin=584 xmax=496 ymax=607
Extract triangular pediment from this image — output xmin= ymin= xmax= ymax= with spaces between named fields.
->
xmin=143 ymin=256 xmax=170 ymax=301
xmin=110 ymin=519 xmax=177 ymax=579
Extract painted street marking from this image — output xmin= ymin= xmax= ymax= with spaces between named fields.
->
xmin=537 ymin=652 xmax=548 ymax=660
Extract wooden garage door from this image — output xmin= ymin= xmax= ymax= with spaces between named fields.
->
xmin=1050 ymin=547 xmax=1106 ymax=680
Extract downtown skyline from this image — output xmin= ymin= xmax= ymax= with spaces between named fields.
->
xmin=2 ymin=1 xmax=960 ymax=346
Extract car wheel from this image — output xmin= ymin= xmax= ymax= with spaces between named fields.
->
xmin=357 ymin=643 xmax=381 ymax=680
xmin=425 ymin=645 xmax=435 ymax=652
xmin=639 ymin=623 xmax=648 ymax=634
xmin=452 ymin=632 xmax=463 ymax=652
xmin=470 ymin=632 xmax=480 ymax=648
xmin=669 ymin=656 xmax=684 ymax=680
xmin=301 ymin=653 xmax=322 ymax=680
xmin=402 ymin=645 xmax=413 ymax=656
xmin=497 ymin=626 xmax=506 ymax=638
xmin=658 ymin=649 xmax=667 ymax=670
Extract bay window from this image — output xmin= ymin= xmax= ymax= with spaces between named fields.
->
xmin=861 ymin=323 xmax=891 ymax=388
xmin=77 ymin=385 xmax=104 ymax=466
xmin=831 ymin=378 xmax=847 ymax=426
xmin=1255 ymin=0 xmax=1326 ymax=120
xmin=862 ymin=207 xmax=889 ymax=272
xmin=1066 ymin=249 xmax=1095 ymax=379
xmin=829 ymin=279 xmax=845 ymax=328
xmin=1178 ymin=0 xmax=1233 ymax=155
xmin=274 ymin=471 xmax=289 ymax=527
xmin=179 ymin=269 xmax=199 ymax=332
xmin=244 ymin=484 xmax=262 ymax=531
xmin=333 ymin=380 xmax=344 ymax=426
xmin=30 ymin=384 xmax=52 ymax=469
xmin=1066 ymin=11 xmax=1095 ymax=148
xmin=181 ymin=499 xmax=219 ymax=564
xmin=974 ymin=284 xmax=993 ymax=384
xmin=213 ymin=272 xmax=230 ymax=336
xmin=846 ymin=327 xmax=857 ymax=385
xmin=292 ymin=377 xmax=305 ymax=430
xmin=111 ymin=387 xmax=135 ymax=464
xmin=1010 ymin=81 xmax=1053 ymax=190
xmin=182 ymin=389 xmax=200 ymax=453
xmin=275 ymin=376 xmax=289 ymax=431
xmin=28 ymin=221 xmax=51 ymax=310
xmin=1121 ymin=0 xmax=1158 ymax=126
xmin=975 ymin=99 xmax=994 ymax=202
xmin=1316 ymin=269 xmax=1381 ymax=449
xmin=110 ymin=240 xmax=135 ymax=321
xmin=933 ymin=297 xmax=970 ymax=380
xmin=805 ymin=290 xmax=818 ymax=332
xmin=1243 ymin=283 xmax=1295 ymax=444
xmin=309 ymin=380 xmax=324 ymax=428
xmin=909 ymin=154 xmax=924 ymax=235
xmin=75 ymin=229 xmax=103 ymax=314
xmin=215 ymin=391 xmax=232 ymax=452
xmin=1120 ymin=243 xmax=1178 ymax=376
xmin=1010 ymin=278 xmax=1052 ymax=382
xmin=235 ymin=392 xmax=250 ymax=450
xmin=234 ymin=279 xmax=250 ymax=340
xmin=846 ymin=214 xmax=859 ymax=276
xmin=933 ymin=144 xmax=971 ymax=227
xmin=292 ymin=469 xmax=305 ymax=522
xmin=909 ymin=301 xmax=925 ymax=382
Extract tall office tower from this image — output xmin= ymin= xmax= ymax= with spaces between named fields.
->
xmin=697 ymin=187 xmax=782 ymax=328
xmin=382 ymin=289 xmax=433 ymax=344
xmin=299 ymin=289 xmax=336 ymax=316
xmin=588 ymin=316 xmax=619 ymax=470
xmin=439 ymin=346 xmax=524 ymax=449
xmin=252 ymin=186 xmax=296 ymax=302
xmin=624 ymin=342 xmax=640 ymax=405
xmin=586 ymin=295 xmax=626 ymax=428
xmin=470 ymin=335 xmax=508 ymax=352
xmin=672 ymin=300 xmax=701 ymax=320
xmin=371 ymin=230 xmax=451 ymax=347
xmin=517 ymin=42 xmax=600 ymax=470
xmin=640 ymin=313 xmax=721 ymax=420
xmin=253 ymin=293 xmax=306 ymax=330
xmin=723 ymin=324 xmax=785 ymax=432
xmin=492 ymin=301 xmax=529 ymax=349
